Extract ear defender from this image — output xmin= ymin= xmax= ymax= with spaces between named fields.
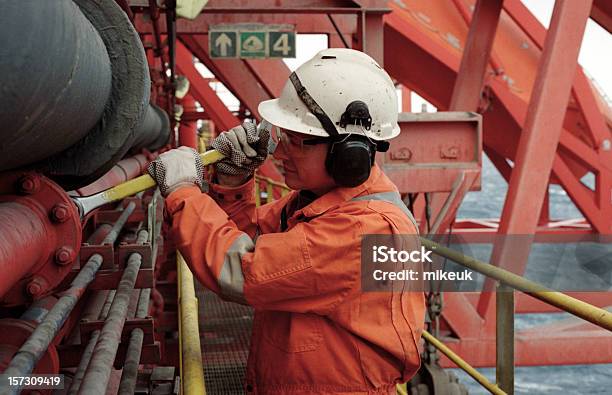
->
xmin=325 ymin=101 xmax=376 ymax=188
xmin=288 ymin=72 xmax=388 ymax=188
xmin=326 ymin=137 xmax=374 ymax=187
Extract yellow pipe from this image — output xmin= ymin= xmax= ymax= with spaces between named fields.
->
xmin=420 ymin=238 xmax=612 ymax=332
xmin=421 ymin=331 xmax=507 ymax=395
xmin=178 ymin=253 xmax=206 ymax=394
xmin=266 ymin=182 xmax=274 ymax=204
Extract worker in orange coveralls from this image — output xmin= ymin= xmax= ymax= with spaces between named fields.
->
xmin=148 ymin=48 xmax=425 ymax=394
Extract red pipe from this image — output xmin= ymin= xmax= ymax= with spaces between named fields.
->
xmin=74 ymin=154 xmax=149 ymax=196
xmin=0 ymin=202 xmax=50 ymax=298
xmin=178 ymin=94 xmax=198 ymax=149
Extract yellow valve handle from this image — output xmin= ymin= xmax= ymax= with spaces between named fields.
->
xmin=103 ymin=149 xmax=225 ymax=202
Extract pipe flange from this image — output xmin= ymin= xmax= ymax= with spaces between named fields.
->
xmin=36 ymin=0 xmax=150 ymax=190
xmin=0 ymin=172 xmax=81 ymax=306
xmin=0 ymin=319 xmax=60 ymax=373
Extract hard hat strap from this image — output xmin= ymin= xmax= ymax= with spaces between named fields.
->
xmin=289 ymin=71 xmax=390 ymax=153
xmin=289 ymin=72 xmax=340 ymax=139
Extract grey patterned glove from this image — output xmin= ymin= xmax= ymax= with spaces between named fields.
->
xmin=147 ymin=146 xmax=205 ymax=197
xmin=211 ymin=121 xmax=270 ymax=178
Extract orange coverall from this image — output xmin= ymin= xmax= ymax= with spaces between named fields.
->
xmin=165 ymin=164 xmax=425 ymax=394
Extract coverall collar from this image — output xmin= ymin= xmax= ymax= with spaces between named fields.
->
xmin=296 ymin=164 xmax=385 ymax=219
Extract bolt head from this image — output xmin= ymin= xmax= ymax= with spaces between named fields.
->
xmin=27 ymin=279 xmax=44 ymax=296
xmin=51 ymin=203 xmax=70 ymax=223
xmin=17 ymin=175 xmax=40 ymax=195
xmin=55 ymin=246 xmax=75 ymax=265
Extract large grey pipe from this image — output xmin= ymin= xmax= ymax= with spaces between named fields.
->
xmin=0 ymin=0 xmax=170 ymax=189
xmin=0 ymin=0 xmax=112 ymax=171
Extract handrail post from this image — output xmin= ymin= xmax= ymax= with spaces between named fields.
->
xmin=496 ymin=283 xmax=514 ymax=394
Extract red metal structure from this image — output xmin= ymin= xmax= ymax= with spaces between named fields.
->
xmin=0 ymin=0 xmax=611 ymax=393
xmin=136 ymin=0 xmax=612 ymax=368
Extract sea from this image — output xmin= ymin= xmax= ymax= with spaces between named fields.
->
xmin=449 ymin=155 xmax=612 ymax=394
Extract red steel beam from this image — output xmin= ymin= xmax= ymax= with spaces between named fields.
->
xmin=572 ymin=71 xmax=612 ymax=164
xmin=175 ymin=41 xmax=240 ymax=131
xmin=505 ymin=0 xmax=612 ymax=152
xmin=592 ymin=0 xmax=612 ymax=34
xmin=386 ymin=1 xmax=610 ymax=235
xmin=179 ymin=35 xmax=272 ymax=119
xmin=243 ymin=59 xmax=291 ymax=99
xmin=449 ymin=0 xmax=503 ymax=112
xmin=477 ymin=0 xmax=594 ymax=317
xmin=426 ymin=0 xmax=503 ymax=234
xmin=440 ymin=327 xmax=612 ymax=367
xmin=356 ymin=11 xmax=385 ymax=65
xmin=135 ymin=13 xmax=357 ymax=35
xmin=175 ymin=42 xmax=285 ymax=182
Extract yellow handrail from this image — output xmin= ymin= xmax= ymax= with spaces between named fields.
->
xmin=178 ymin=253 xmax=206 ymax=394
xmin=254 ymin=175 xmax=291 ymax=204
xmin=420 ymin=238 xmax=612 ymax=331
xmin=421 ymin=331 xmax=507 ymax=395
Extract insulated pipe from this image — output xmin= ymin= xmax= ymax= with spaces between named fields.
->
xmin=0 ymin=203 xmax=50 ymax=299
xmin=130 ymin=103 xmax=172 ymax=153
xmin=0 ymin=0 xmax=112 ymax=171
xmin=0 ymin=0 xmax=161 ymax=189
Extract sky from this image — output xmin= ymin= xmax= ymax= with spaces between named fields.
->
xmin=197 ymin=0 xmax=612 ymax=114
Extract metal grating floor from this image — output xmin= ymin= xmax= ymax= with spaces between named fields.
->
xmin=196 ymin=282 xmax=253 ymax=394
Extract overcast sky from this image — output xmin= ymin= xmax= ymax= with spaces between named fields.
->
xmin=523 ymin=0 xmax=612 ymax=100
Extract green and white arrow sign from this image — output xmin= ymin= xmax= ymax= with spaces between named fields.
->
xmin=209 ymin=24 xmax=295 ymax=59
xmin=209 ymin=31 xmax=237 ymax=58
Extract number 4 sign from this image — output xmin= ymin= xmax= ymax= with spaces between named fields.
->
xmin=269 ymin=32 xmax=295 ymax=58
xmin=209 ymin=24 xmax=296 ymax=59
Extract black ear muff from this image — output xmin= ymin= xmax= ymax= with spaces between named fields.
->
xmin=326 ymin=138 xmax=373 ymax=187
xmin=288 ymin=73 xmax=380 ymax=188
xmin=325 ymin=100 xmax=376 ymax=187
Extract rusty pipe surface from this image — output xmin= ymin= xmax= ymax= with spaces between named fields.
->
xmin=1 ymin=255 xmax=104 ymax=395
xmin=67 ymin=290 xmax=112 ymax=395
xmin=0 ymin=204 xmax=135 ymax=394
xmin=0 ymin=202 xmax=51 ymax=299
xmin=78 ymin=255 xmax=143 ymax=394
xmin=118 ymin=287 xmax=152 ymax=394
xmin=78 ymin=229 xmax=148 ymax=394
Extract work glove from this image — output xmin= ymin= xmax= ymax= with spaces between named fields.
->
xmin=147 ymin=146 xmax=205 ymax=197
xmin=211 ymin=121 xmax=270 ymax=181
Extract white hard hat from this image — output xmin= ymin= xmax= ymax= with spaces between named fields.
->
xmin=258 ymin=48 xmax=400 ymax=141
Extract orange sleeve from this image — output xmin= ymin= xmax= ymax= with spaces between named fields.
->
xmin=208 ymin=178 xmax=257 ymax=238
xmin=165 ymin=188 xmax=417 ymax=315
xmin=164 ymin=187 xmax=361 ymax=312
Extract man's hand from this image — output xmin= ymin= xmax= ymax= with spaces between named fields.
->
xmin=147 ymin=146 xmax=205 ymax=197
xmin=211 ymin=121 xmax=270 ymax=186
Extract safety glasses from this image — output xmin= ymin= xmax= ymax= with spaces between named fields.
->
xmin=269 ymin=127 xmax=330 ymax=154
